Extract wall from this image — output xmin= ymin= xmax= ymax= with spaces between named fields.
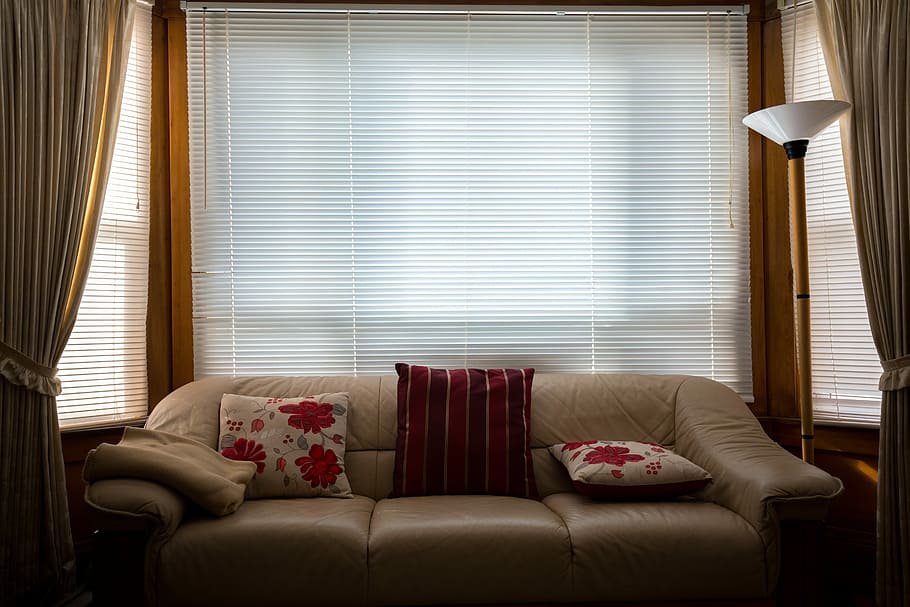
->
xmin=766 ymin=420 xmax=878 ymax=599
xmin=62 ymin=426 xmax=131 ymax=574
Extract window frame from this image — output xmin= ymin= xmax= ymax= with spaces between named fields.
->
xmin=155 ymin=0 xmax=779 ymax=419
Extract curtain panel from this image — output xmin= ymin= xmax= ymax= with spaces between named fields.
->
xmin=0 ymin=0 xmax=135 ymax=603
xmin=814 ymin=0 xmax=910 ymax=604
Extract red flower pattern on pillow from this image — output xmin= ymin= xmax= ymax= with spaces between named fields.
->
xmin=583 ymin=445 xmax=645 ymax=467
xmin=550 ymin=440 xmax=712 ymax=499
xmin=296 ymin=444 xmax=342 ymax=488
xmin=221 ymin=437 xmax=267 ymax=474
xmin=278 ymin=400 xmax=335 ymax=434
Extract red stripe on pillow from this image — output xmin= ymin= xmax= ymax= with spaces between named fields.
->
xmin=402 ymin=363 xmax=430 ymax=496
xmin=393 ymin=363 xmax=537 ymax=498
xmin=486 ymin=369 xmax=507 ymax=493
xmin=425 ymin=369 xmax=449 ymax=495
xmin=394 ymin=363 xmax=409 ymax=495
xmin=507 ymin=369 xmax=525 ymax=496
xmin=521 ymin=369 xmax=536 ymax=497
xmin=466 ymin=368 xmax=488 ymax=494
xmin=445 ymin=368 xmax=469 ymax=494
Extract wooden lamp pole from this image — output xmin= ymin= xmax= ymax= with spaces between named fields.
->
xmin=743 ymin=100 xmax=850 ymax=464
xmin=785 ymin=139 xmax=814 ymax=463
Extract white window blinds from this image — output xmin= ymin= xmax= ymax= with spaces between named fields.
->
xmin=56 ymin=2 xmax=152 ymax=428
xmin=781 ymin=1 xmax=880 ymax=424
xmin=186 ymin=6 xmax=752 ymax=398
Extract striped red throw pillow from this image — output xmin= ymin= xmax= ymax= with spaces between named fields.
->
xmin=393 ymin=363 xmax=538 ymax=498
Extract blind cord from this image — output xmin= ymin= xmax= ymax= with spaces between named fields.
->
xmin=135 ymin=40 xmax=141 ymax=211
xmin=727 ymin=10 xmax=734 ymax=229
xmin=790 ymin=0 xmax=797 ymax=102
xmin=203 ymin=9 xmax=208 ymax=209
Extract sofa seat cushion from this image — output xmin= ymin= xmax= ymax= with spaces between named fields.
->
xmin=544 ymin=492 xmax=768 ymax=602
xmin=368 ymin=495 xmax=571 ymax=605
xmin=157 ymin=496 xmax=375 ymax=607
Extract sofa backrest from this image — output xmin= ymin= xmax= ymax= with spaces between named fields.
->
xmin=145 ymin=373 xmax=691 ymax=498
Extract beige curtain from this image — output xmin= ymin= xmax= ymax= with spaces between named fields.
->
xmin=815 ymin=0 xmax=910 ymax=604
xmin=0 ymin=1 xmax=135 ymax=603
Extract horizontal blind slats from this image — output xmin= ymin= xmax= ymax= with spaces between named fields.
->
xmin=187 ymin=9 xmax=751 ymax=395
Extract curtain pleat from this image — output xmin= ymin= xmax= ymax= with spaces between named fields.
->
xmin=0 ymin=381 xmax=71 ymax=604
xmin=814 ymin=0 xmax=910 ymax=604
xmin=879 ymin=392 xmax=910 ymax=603
xmin=0 ymin=0 xmax=135 ymax=603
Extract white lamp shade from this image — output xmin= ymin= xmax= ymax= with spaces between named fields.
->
xmin=742 ymin=100 xmax=850 ymax=146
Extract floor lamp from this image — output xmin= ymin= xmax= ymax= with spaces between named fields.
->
xmin=743 ymin=99 xmax=850 ymax=464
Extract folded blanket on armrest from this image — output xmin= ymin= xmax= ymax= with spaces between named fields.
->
xmin=83 ymin=426 xmax=256 ymax=516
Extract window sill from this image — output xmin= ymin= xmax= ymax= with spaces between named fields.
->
xmin=759 ymin=416 xmax=879 ymax=457
xmin=815 ymin=418 xmax=880 ymax=430
xmin=60 ymin=416 xmax=147 ymax=436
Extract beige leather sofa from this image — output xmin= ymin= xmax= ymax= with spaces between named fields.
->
xmin=86 ymin=374 xmax=842 ymax=606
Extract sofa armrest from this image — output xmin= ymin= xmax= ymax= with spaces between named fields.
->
xmin=674 ymin=376 xmax=843 ymax=594
xmin=86 ymin=479 xmax=188 ymax=607
xmin=674 ymin=377 xmax=843 ymax=532
xmin=85 ymin=478 xmax=186 ymax=538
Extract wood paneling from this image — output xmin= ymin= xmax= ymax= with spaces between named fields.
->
xmin=764 ymin=418 xmax=880 ymax=456
xmin=746 ymin=0 xmax=768 ymax=417
xmin=798 ymin=445 xmax=877 ymax=598
xmin=164 ymin=3 xmax=195 ymax=388
xmin=148 ymin=10 xmax=174 ymax=408
xmin=761 ymin=417 xmax=878 ymax=599
xmin=61 ymin=426 xmax=131 ymax=559
xmin=759 ymin=15 xmax=798 ymax=419
xmin=818 ymin=450 xmax=878 ymax=533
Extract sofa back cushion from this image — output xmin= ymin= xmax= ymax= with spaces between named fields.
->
xmin=146 ymin=373 xmax=689 ymax=499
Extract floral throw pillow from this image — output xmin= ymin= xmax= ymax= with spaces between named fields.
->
xmin=218 ymin=393 xmax=352 ymax=499
xmin=549 ymin=440 xmax=711 ymax=499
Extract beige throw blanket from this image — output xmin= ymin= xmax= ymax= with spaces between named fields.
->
xmin=84 ymin=427 xmax=256 ymax=516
